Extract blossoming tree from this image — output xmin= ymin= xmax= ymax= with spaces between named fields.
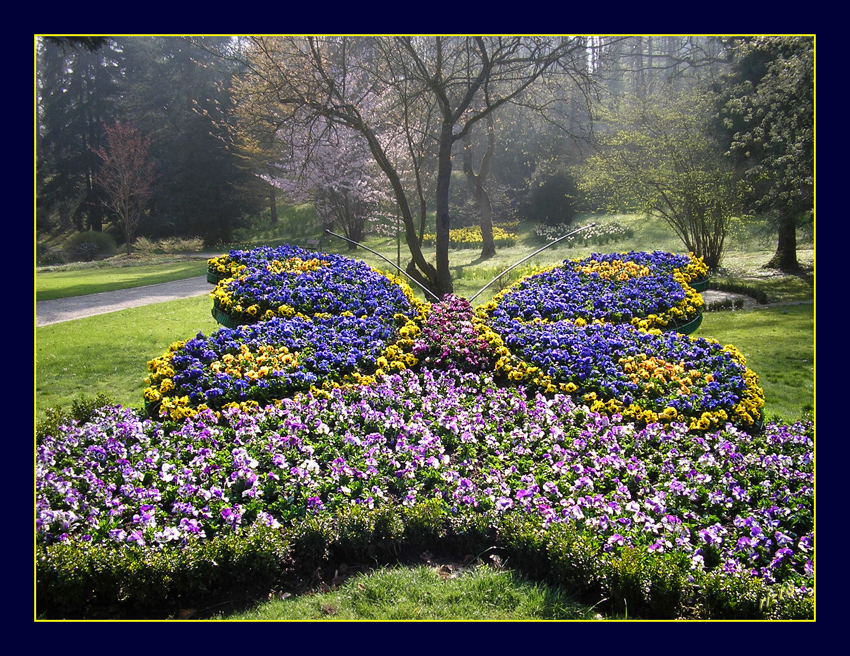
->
xmin=92 ymin=122 xmax=157 ymax=255
xmin=231 ymin=36 xmax=597 ymax=298
xmin=268 ymin=123 xmax=388 ymax=249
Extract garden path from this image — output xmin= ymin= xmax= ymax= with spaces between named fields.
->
xmin=35 ymin=276 xmax=210 ymax=327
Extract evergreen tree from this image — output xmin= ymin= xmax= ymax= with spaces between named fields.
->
xmin=37 ymin=37 xmax=123 ymax=231
xmin=116 ymin=37 xmax=264 ymax=245
xmin=717 ymin=36 xmax=814 ymax=271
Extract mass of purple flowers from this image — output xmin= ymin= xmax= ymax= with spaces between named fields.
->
xmin=37 ymin=368 xmax=813 ymax=590
xmin=412 ymin=294 xmax=497 ymax=372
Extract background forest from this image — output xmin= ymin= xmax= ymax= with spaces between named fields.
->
xmin=36 ymin=36 xmax=813 ymax=295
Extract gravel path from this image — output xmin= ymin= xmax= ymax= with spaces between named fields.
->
xmin=36 ymin=276 xmax=211 ymax=327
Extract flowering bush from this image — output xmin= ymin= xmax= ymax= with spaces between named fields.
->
xmin=37 ymin=370 xmax=812 ymax=617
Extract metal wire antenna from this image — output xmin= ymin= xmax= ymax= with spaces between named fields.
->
xmin=468 ymin=223 xmax=596 ymax=303
xmin=325 ymin=223 xmax=596 ymax=305
xmin=323 ymin=230 xmax=442 ymax=302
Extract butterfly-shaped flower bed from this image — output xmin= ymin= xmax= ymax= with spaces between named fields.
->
xmin=40 ymin=248 xmax=806 ymax=619
xmin=150 ymin=247 xmax=760 ymax=432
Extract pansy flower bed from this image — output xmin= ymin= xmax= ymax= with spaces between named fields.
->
xmin=485 ymin=251 xmax=706 ymax=332
xmin=411 ymin=294 xmax=501 ymax=372
xmin=210 ymin=247 xmax=421 ymax=328
xmin=37 ymin=248 xmax=810 ymax=619
xmin=157 ymin=250 xmax=759 ymax=432
xmin=38 ymin=369 xmax=812 ymax=618
xmin=144 ymin=313 xmax=405 ymax=420
xmin=422 ymin=224 xmax=518 ymax=249
xmin=207 ymin=244 xmax=313 ymax=284
xmin=489 ymin=316 xmax=764 ymax=430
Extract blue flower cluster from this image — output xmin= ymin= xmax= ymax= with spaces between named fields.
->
xmin=149 ymin=245 xmax=425 ymax=419
xmin=494 ymin=317 xmax=754 ymax=423
xmin=168 ymin=314 xmax=398 ymax=408
xmin=211 ymin=245 xmax=418 ymax=327
xmin=488 ymin=250 xmax=705 ymax=329
xmin=482 ymin=251 xmax=760 ymax=429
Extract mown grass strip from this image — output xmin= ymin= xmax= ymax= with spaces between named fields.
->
xmin=36 ymin=261 xmax=208 ymax=301
xmin=217 ymin=564 xmax=595 ymax=621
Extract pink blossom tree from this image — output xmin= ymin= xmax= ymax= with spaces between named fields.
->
xmin=269 ymin=123 xmax=388 ymax=249
xmin=93 ymin=122 xmax=157 ymax=254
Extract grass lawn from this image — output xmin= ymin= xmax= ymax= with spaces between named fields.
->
xmin=216 ymin=563 xmax=596 ymax=621
xmin=35 ymin=295 xmax=218 ymax=413
xmin=695 ymin=304 xmax=814 ymax=422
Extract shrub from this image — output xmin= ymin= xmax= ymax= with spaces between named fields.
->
xmin=64 ymin=231 xmax=117 ymax=262
xmin=525 ymin=170 xmax=580 ymax=227
xmin=37 ymin=245 xmax=66 ymax=266
xmin=159 ymin=237 xmax=205 ymax=253
xmin=37 ymin=524 xmax=291 ymax=619
xmin=36 ymin=393 xmax=116 ymax=443
xmin=132 ymin=236 xmax=158 ymax=255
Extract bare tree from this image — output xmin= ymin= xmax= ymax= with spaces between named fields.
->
xmin=231 ymin=36 xmax=597 ymax=298
xmin=93 ymin=122 xmax=157 ymax=254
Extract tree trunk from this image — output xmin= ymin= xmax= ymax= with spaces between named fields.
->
xmin=433 ymin=122 xmax=455 ymax=297
xmin=269 ymin=188 xmax=278 ymax=224
xmin=765 ymin=211 xmax=800 ymax=271
xmin=359 ymin=121 xmax=440 ymax=298
xmin=463 ymin=116 xmax=497 ymax=260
